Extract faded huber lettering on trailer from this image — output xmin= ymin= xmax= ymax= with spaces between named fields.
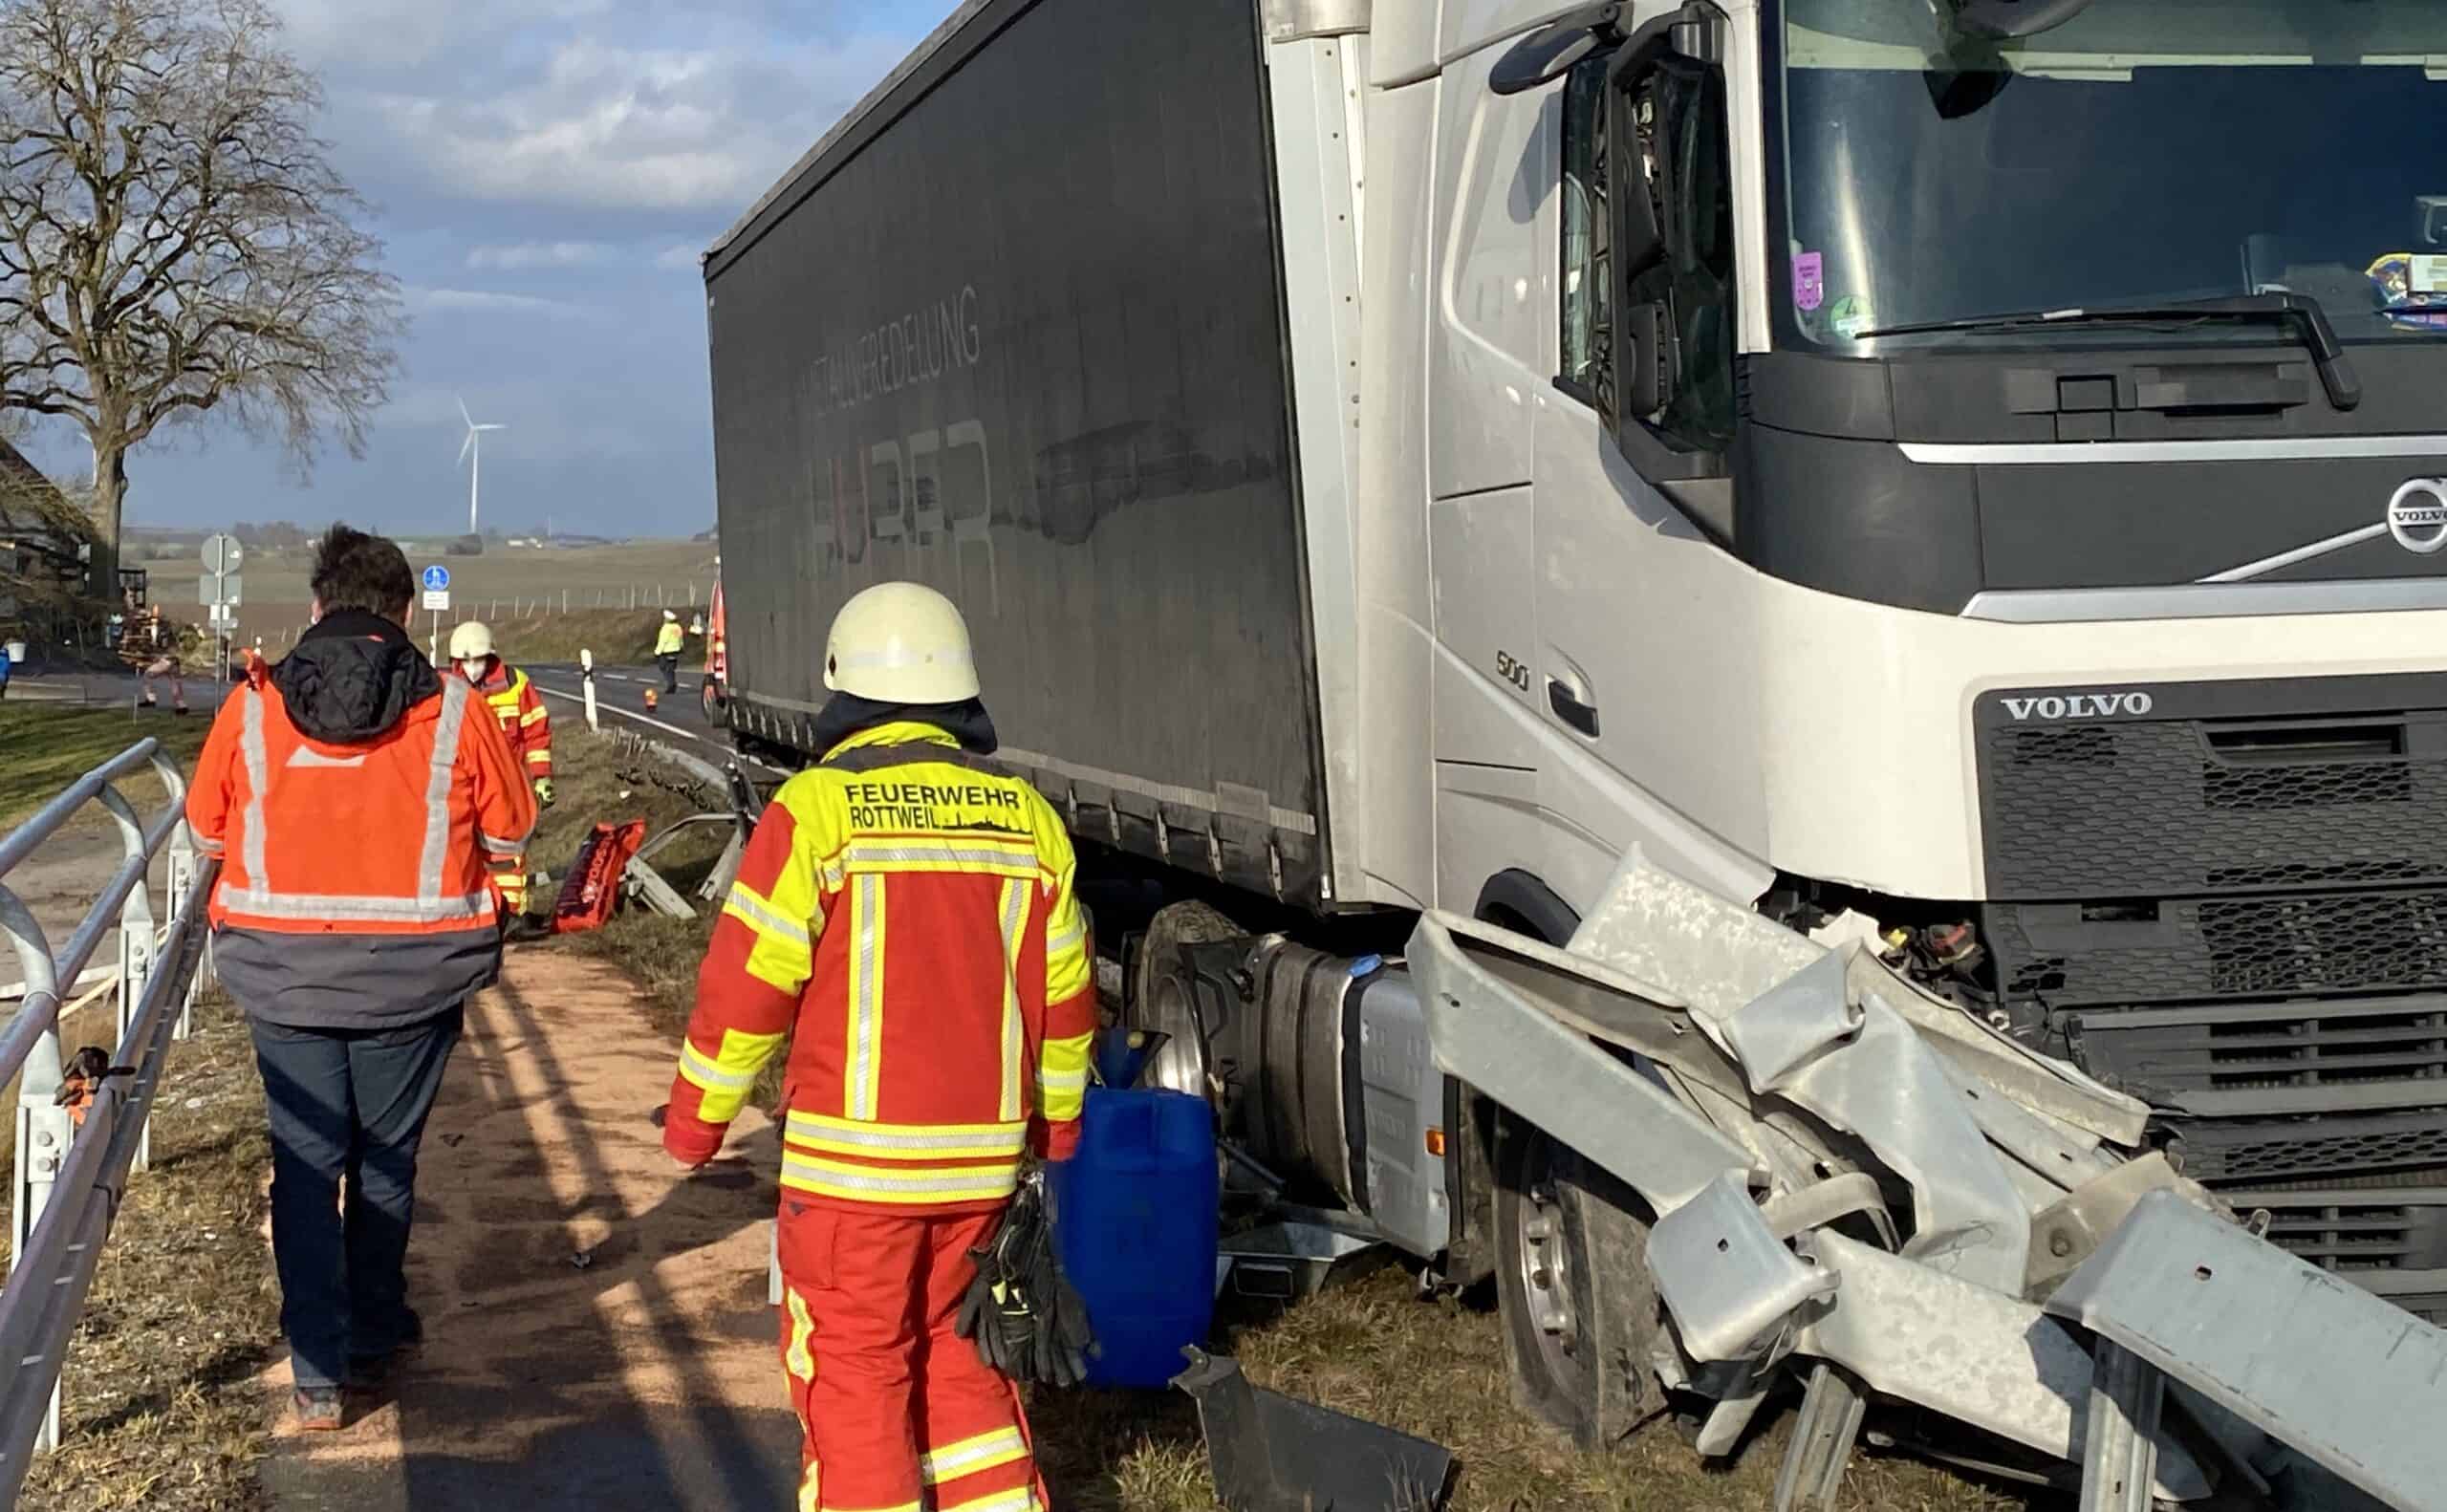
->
xmin=805 ymin=286 xmax=986 ymax=419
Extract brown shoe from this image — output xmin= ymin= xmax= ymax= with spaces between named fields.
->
xmin=293 ymin=1386 xmax=344 ymax=1431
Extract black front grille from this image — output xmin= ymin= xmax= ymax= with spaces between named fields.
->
xmin=1978 ymin=683 xmax=2447 ymax=899
xmin=2069 ymin=997 xmax=2447 ymax=1107
xmin=1977 ymin=679 xmax=2447 ymax=1304
xmin=1990 ymin=891 xmax=2447 ymax=1005
xmin=2257 ymin=1200 xmax=2447 ymax=1270
xmin=2223 ymin=1188 xmax=2447 ymax=1289
xmin=2171 ymin=1112 xmax=2447 ymax=1184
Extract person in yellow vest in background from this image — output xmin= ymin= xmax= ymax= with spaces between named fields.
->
xmin=448 ymin=621 xmax=553 ymax=931
xmin=654 ymin=609 xmax=685 ymax=697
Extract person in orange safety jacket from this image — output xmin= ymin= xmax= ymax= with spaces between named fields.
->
xmin=663 ymin=581 xmax=1094 ymax=1512
xmin=446 ymin=619 xmax=554 ymax=917
xmin=187 ymin=526 xmax=535 ymax=1431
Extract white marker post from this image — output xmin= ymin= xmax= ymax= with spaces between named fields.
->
xmin=580 ymin=648 xmax=599 ymax=733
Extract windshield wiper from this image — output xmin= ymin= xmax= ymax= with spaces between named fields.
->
xmin=1854 ymin=292 xmax=2363 ymax=411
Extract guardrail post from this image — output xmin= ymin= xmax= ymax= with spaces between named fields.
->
xmin=166 ymin=824 xmax=200 ymax=1042
xmin=118 ymin=876 xmax=157 ymax=1176
xmin=2 ymin=896 xmax=67 ymax=1454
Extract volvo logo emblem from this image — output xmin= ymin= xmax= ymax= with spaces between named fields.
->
xmin=2002 ymin=691 xmax=2155 ymax=722
xmin=2387 ymin=478 xmax=2447 ymax=555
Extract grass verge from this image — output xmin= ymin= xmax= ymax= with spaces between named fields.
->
xmin=521 ymin=725 xmax=732 ymax=1033
xmin=481 ymin=609 xmax=677 ymax=669
xmin=0 ymin=703 xmax=208 ymax=825
xmin=525 ymin=734 xmax=2027 ymax=1511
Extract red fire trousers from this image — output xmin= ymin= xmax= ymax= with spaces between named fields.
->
xmin=778 ymin=1200 xmax=1046 ymax=1512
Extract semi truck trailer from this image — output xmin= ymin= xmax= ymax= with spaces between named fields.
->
xmin=704 ymin=1 xmax=2447 ymax=1501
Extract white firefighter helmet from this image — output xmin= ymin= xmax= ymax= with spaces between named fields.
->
xmin=824 ymin=582 xmax=978 ymax=703
xmin=448 ymin=620 xmax=495 ymax=660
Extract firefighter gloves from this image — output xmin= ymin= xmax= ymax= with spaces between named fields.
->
xmin=535 ymin=777 xmax=555 ymax=808
xmin=955 ymin=1167 xmax=1097 ymax=1388
xmin=54 ymin=1047 xmax=134 ymax=1128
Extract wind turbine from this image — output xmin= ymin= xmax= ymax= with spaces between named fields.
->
xmin=456 ymin=396 xmax=506 ymax=534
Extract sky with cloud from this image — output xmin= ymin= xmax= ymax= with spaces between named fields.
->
xmin=26 ymin=0 xmax=956 ymax=538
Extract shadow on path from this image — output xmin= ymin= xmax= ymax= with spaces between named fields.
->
xmin=264 ymin=951 xmax=800 ymax=1511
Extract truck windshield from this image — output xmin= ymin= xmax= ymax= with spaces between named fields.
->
xmin=1771 ymin=0 xmax=2447 ymax=353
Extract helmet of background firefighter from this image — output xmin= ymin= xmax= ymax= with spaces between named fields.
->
xmin=448 ymin=620 xmax=495 ymax=681
xmin=448 ymin=620 xmax=495 ymax=661
xmin=823 ymin=581 xmax=980 ymax=703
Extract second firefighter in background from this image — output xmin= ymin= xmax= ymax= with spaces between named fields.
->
xmin=448 ymin=621 xmax=553 ymax=918
xmin=663 ymin=582 xmax=1094 ymax=1512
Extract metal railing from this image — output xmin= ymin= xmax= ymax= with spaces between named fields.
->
xmin=0 ymin=739 xmax=217 ymax=1501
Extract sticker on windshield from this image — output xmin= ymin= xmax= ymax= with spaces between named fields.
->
xmin=2370 ymin=253 xmax=2447 ymax=327
xmin=1830 ymin=295 xmax=1874 ymax=340
xmin=1793 ymin=251 xmax=1825 ymax=313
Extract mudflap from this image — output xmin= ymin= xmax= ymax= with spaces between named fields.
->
xmin=1171 ymin=1348 xmax=1455 ymax=1512
xmin=1441 ymin=1075 xmax=1500 ymax=1289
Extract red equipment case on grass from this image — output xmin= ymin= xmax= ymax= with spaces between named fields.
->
xmin=550 ymin=820 xmax=648 ymax=935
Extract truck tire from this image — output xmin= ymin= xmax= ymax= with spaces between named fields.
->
xmin=1494 ymin=1112 xmax=1670 ymax=1452
xmin=700 ymin=677 xmax=722 ymax=724
xmin=1127 ymin=899 xmax=1245 ymax=1102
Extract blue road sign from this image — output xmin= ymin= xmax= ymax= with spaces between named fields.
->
xmin=422 ymin=565 xmax=450 ymax=592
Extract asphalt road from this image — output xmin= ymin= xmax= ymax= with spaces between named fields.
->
xmin=521 ymin=661 xmax=733 ymax=750
xmin=521 ymin=663 xmax=801 ymax=786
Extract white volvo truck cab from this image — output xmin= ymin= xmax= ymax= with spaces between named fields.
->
xmin=1374 ymin=0 xmax=2447 ymax=1334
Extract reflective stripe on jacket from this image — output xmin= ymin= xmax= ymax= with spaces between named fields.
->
xmin=188 ymin=667 xmax=537 ymax=937
xmin=473 ymin=662 xmax=552 ymax=778
xmin=664 ymin=721 xmax=1096 ymax=1212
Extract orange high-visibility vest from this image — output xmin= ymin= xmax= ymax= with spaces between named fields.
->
xmin=471 ymin=661 xmax=553 ymax=779
xmin=664 ymin=722 xmax=1097 ymax=1212
xmin=189 ymin=663 xmax=536 ymax=935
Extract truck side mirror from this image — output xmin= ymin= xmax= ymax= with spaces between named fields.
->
xmin=1489 ymin=2 xmax=1626 ymax=97
xmin=1604 ymin=14 xmax=1737 ymax=464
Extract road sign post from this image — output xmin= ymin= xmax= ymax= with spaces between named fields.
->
xmin=201 ymin=534 xmax=244 ymax=682
xmin=421 ymin=564 xmax=452 ymax=616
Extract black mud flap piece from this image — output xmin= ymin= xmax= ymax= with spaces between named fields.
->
xmin=1171 ymin=1348 xmax=1455 ymax=1512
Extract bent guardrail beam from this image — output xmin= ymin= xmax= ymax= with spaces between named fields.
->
xmin=1412 ymin=849 xmax=2447 ymax=1510
xmin=0 ymin=738 xmax=217 ymax=1498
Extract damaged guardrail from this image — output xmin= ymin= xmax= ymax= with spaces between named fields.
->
xmin=607 ymin=731 xmax=763 ymax=919
xmin=1412 ymin=852 xmax=2447 ymax=1512
xmin=0 ymin=739 xmax=218 ymax=1501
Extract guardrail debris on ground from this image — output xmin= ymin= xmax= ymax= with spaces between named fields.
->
xmin=0 ymin=739 xmax=218 ymax=1501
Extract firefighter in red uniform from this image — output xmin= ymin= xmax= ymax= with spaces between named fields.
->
xmin=663 ymin=582 xmax=1094 ymax=1512
xmin=447 ymin=620 xmax=554 ymax=922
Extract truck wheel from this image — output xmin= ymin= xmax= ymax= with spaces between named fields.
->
xmin=1128 ymin=899 xmax=1244 ymax=1102
xmin=1494 ymin=1112 xmax=1670 ymax=1452
xmin=700 ymin=678 xmax=722 ymax=724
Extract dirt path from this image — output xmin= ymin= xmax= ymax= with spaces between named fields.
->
xmin=258 ymin=948 xmax=803 ymax=1511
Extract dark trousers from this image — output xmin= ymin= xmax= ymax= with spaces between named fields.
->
xmin=250 ymin=1006 xmax=463 ymax=1389
xmin=657 ymin=653 xmax=680 ymax=693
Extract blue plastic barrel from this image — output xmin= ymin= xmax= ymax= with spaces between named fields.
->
xmin=1050 ymin=1087 xmax=1219 ymax=1388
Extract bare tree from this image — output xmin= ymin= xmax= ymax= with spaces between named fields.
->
xmin=0 ymin=0 xmax=402 ymax=592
